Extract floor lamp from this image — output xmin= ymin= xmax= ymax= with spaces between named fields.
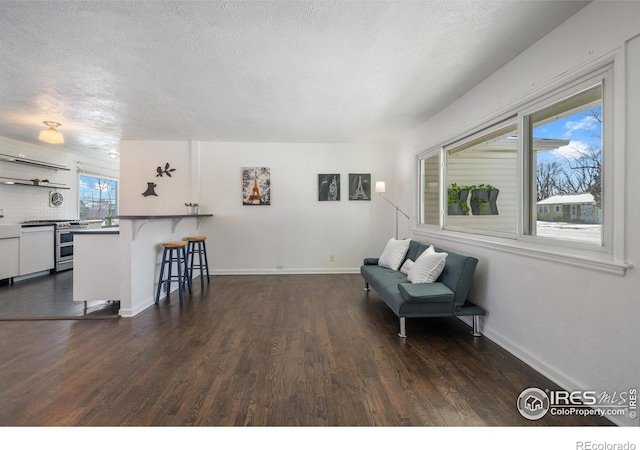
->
xmin=375 ymin=181 xmax=410 ymax=240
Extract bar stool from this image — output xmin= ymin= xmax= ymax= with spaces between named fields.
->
xmin=184 ymin=235 xmax=210 ymax=288
xmin=155 ymin=241 xmax=192 ymax=304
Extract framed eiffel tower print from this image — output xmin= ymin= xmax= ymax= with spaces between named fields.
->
xmin=348 ymin=173 xmax=371 ymax=201
xmin=242 ymin=167 xmax=271 ymax=205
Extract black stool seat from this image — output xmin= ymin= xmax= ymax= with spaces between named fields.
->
xmin=156 ymin=241 xmax=192 ymax=304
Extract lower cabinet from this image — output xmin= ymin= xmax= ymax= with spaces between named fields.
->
xmin=19 ymin=226 xmax=54 ymax=276
xmin=0 ymin=237 xmax=19 ymax=279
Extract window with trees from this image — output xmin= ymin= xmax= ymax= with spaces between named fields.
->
xmin=418 ymin=64 xmax=612 ymax=255
xmin=79 ymin=175 xmax=118 ymax=221
xmin=525 ymin=83 xmax=602 ymax=245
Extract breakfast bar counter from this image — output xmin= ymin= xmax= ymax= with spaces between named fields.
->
xmin=115 ymin=214 xmax=213 ymax=317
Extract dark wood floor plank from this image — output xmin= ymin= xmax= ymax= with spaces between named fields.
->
xmin=0 ymin=274 xmax=613 ymax=426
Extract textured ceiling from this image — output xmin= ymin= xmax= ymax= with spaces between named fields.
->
xmin=0 ymin=1 xmax=589 ymax=158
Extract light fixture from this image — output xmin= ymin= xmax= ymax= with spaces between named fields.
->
xmin=39 ymin=121 xmax=64 ymax=144
xmin=108 ymin=151 xmax=119 ymax=159
xmin=376 ymin=181 xmax=410 ymax=240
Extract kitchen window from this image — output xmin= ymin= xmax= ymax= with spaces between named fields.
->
xmin=417 ymin=62 xmax=622 ymax=272
xmin=79 ymin=175 xmax=118 ymax=221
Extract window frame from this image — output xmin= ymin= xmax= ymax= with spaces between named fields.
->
xmin=415 ymin=56 xmax=628 ymax=275
xmin=78 ymin=173 xmax=119 ymax=221
xmin=442 ymin=117 xmax=519 ymax=239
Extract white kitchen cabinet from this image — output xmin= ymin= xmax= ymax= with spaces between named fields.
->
xmin=19 ymin=225 xmax=54 ymax=276
xmin=0 ymin=237 xmax=19 ymax=279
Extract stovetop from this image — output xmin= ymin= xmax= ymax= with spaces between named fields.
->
xmin=21 ymin=219 xmax=89 ymax=229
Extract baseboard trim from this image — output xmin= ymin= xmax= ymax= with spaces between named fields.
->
xmin=211 ymin=268 xmax=360 ymax=275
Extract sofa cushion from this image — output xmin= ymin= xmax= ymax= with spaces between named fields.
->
xmin=399 ymin=259 xmax=414 ymax=274
xmin=407 ymin=246 xmax=447 ymax=283
xmin=378 ymin=238 xmax=411 ymax=271
xmin=398 ymin=282 xmax=454 ymax=303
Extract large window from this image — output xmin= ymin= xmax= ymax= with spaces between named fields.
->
xmin=79 ymin=175 xmax=118 ymax=220
xmin=418 ymin=64 xmax=613 ymax=257
xmin=445 ymin=120 xmax=518 ymax=236
xmin=525 ymin=83 xmax=603 ymax=245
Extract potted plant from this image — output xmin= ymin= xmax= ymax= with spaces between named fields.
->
xmin=470 ymin=184 xmax=499 ymax=215
xmin=104 ymin=215 xmax=114 ymax=226
xmin=185 ymin=202 xmax=199 ymax=215
xmin=447 ymin=183 xmax=471 ymax=215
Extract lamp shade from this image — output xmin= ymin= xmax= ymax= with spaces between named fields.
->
xmin=375 ymin=181 xmax=386 ymax=193
xmin=39 ymin=121 xmax=64 ymax=144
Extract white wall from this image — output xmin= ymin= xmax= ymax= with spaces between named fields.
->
xmin=401 ymin=2 xmax=640 ymax=426
xmin=0 ymin=136 xmax=119 ymax=223
xmin=119 ymin=140 xmax=401 ymax=274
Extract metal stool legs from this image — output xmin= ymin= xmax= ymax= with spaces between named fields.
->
xmin=186 ymin=237 xmax=210 ymax=288
xmin=155 ymin=242 xmax=192 ymax=304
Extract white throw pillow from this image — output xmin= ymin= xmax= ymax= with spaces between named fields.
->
xmin=407 ymin=246 xmax=447 ymax=283
xmin=378 ymin=238 xmax=411 ymax=271
xmin=400 ymin=259 xmax=414 ymax=275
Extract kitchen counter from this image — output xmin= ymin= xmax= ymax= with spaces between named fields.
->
xmin=71 ymin=228 xmax=120 ymax=235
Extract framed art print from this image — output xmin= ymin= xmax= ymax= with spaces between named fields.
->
xmin=348 ymin=173 xmax=371 ymax=200
xmin=242 ymin=167 xmax=271 ymax=205
xmin=318 ymin=174 xmax=340 ymax=201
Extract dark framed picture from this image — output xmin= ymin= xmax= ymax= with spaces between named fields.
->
xmin=318 ymin=174 xmax=340 ymax=201
xmin=242 ymin=167 xmax=271 ymax=205
xmin=348 ymin=173 xmax=371 ymax=200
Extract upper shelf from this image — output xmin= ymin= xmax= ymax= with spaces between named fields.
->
xmin=0 ymin=153 xmax=70 ymax=171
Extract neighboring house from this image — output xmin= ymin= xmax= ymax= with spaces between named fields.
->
xmin=537 ymin=193 xmax=600 ymax=224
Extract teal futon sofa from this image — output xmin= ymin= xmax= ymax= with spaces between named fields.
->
xmin=361 ymin=239 xmax=485 ymax=338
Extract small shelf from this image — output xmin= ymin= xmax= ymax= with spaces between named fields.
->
xmin=0 ymin=177 xmax=69 ymax=189
xmin=0 ymin=153 xmax=70 ymax=171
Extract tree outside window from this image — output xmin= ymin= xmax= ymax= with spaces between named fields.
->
xmin=79 ymin=175 xmax=118 ymax=220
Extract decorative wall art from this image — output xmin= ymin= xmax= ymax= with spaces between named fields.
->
xmin=242 ymin=167 xmax=271 ymax=205
xmin=318 ymin=174 xmax=340 ymax=201
xmin=156 ymin=162 xmax=176 ymax=177
xmin=143 ymin=162 xmax=176 ymax=197
xmin=348 ymin=173 xmax=371 ymax=200
xmin=142 ymin=182 xmax=158 ymax=197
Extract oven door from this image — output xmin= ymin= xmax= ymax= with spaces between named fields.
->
xmin=56 ymin=230 xmax=74 ymax=272
xmin=57 ymin=230 xmax=74 ymax=246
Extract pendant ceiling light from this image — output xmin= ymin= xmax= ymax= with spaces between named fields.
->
xmin=39 ymin=121 xmax=64 ymax=144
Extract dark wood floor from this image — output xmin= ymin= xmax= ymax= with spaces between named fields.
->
xmin=0 ymin=270 xmax=119 ymax=319
xmin=0 ymin=273 xmax=612 ymax=426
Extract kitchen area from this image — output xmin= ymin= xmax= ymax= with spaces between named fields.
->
xmin=0 ymin=143 xmax=121 ymax=319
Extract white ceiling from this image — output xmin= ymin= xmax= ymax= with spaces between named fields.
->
xmin=0 ymin=0 xmax=589 ymax=158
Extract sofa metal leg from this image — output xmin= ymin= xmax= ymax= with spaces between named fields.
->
xmin=398 ymin=317 xmax=407 ymax=338
xmin=472 ymin=315 xmax=482 ymax=337
xmin=364 ymin=281 xmax=370 ymax=292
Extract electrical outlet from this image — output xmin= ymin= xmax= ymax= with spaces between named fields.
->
xmin=276 ymin=265 xmax=284 ymax=270
xmin=329 ymin=255 xmax=335 ymax=262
